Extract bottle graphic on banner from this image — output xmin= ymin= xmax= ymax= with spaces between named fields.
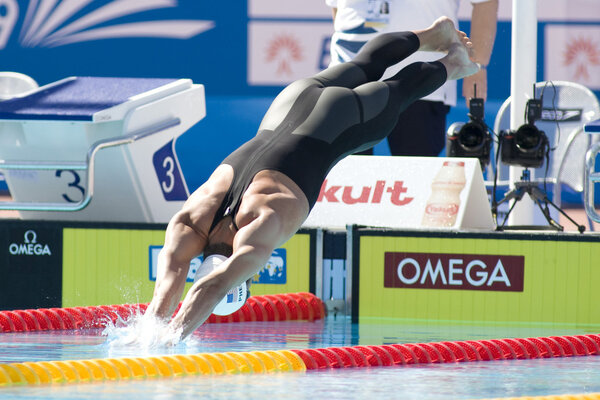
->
xmin=421 ymin=161 xmax=466 ymax=228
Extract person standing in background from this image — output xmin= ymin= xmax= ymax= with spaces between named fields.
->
xmin=327 ymin=0 xmax=498 ymax=156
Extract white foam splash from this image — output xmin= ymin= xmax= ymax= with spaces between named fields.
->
xmin=102 ymin=311 xmax=186 ymax=350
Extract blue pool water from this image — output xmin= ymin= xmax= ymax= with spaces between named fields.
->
xmin=1 ymin=317 xmax=600 ymax=400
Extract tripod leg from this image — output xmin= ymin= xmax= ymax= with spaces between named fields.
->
xmin=494 ymin=188 xmax=525 ymax=230
xmin=538 ymin=192 xmax=586 ymax=233
xmin=527 ymin=187 xmax=563 ymax=231
xmin=534 ymin=198 xmax=563 ymax=231
xmin=497 ymin=197 xmax=520 ymax=230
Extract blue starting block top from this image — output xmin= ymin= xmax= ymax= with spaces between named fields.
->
xmin=585 ymin=119 xmax=600 ymax=134
xmin=0 ymin=76 xmax=178 ymax=121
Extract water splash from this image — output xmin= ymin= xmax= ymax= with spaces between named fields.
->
xmin=101 ymin=310 xmax=187 ymax=351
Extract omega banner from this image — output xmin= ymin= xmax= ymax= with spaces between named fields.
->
xmin=356 ymin=230 xmax=600 ymax=326
xmin=384 ymin=252 xmax=525 ymax=292
xmin=303 ymin=156 xmax=494 ymax=230
xmin=384 ymin=252 xmax=524 ymax=292
xmin=0 ymin=223 xmax=62 ymax=310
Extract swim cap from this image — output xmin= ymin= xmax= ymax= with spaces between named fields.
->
xmin=194 ymin=254 xmax=248 ymax=316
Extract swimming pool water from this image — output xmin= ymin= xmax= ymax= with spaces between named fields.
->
xmin=1 ymin=317 xmax=600 ymax=400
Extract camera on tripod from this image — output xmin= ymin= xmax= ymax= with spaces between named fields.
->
xmin=446 ymin=95 xmax=491 ymax=170
xmin=499 ymin=97 xmax=549 ymax=168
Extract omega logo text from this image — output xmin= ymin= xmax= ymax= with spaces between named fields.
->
xmin=384 ymin=252 xmax=524 ymax=292
xmin=9 ymin=230 xmax=52 ymax=256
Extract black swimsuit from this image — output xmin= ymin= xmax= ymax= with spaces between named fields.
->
xmin=209 ymin=32 xmax=447 ymax=232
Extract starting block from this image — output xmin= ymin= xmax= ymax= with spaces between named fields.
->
xmin=0 ymin=76 xmax=205 ymax=222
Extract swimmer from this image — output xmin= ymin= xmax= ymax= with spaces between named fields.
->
xmin=145 ymin=16 xmax=478 ymax=341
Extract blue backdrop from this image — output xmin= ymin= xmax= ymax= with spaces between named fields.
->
xmin=1 ymin=1 xmax=597 ymax=201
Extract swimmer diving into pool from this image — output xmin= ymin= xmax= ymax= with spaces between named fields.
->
xmin=145 ymin=16 xmax=479 ymax=342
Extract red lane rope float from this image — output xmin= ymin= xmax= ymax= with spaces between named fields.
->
xmin=289 ymin=334 xmax=600 ymax=370
xmin=0 ymin=292 xmax=324 ymax=333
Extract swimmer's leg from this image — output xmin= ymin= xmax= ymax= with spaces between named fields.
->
xmin=343 ymin=61 xmax=446 ymax=153
xmin=314 ymin=16 xmax=471 ymax=89
xmin=382 ymin=61 xmax=448 ymax=110
xmin=348 ymin=53 xmax=477 ymax=152
xmin=373 ymin=40 xmax=477 ymax=113
xmin=259 ymin=19 xmax=473 ymax=134
xmin=352 ymin=61 xmax=448 ymax=124
xmin=313 ymin=32 xmax=420 ymax=89
xmin=383 ymin=42 xmax=478 ymax=100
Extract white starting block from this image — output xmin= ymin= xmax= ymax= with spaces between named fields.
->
xmin=0 ymin=76 xmax=205 ymax=222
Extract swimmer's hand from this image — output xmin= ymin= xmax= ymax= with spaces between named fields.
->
xmin=103 ymin=313 xmax=183 ymax=348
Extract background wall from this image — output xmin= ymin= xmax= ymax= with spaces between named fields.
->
xmin=1 ymin=0 xmax=599 ymax=191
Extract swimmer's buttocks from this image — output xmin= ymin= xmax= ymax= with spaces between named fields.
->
xmin=210 ymin=32 xmax=445 ymax=228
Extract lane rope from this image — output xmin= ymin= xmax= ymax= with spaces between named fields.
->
xmin=288 ymin=334 xmax=600 ymax=369
xmin=0 ymin=350 xmax=307 ymax=386
xmin=0 ymin=292 xmax=325 ymax=333
xmin=1 ymin=333 xmax=599 ymax=386
xmin=486 ymin=394 xmax=600 ymax=400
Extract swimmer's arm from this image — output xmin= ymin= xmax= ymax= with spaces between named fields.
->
xmin=146 ymin=213 xmax=207 ymax=321
xmin=169 ymin=210 xmax=283 ymax=340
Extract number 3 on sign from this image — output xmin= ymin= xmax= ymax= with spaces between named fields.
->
xmin=152 ymin=140 xmax=188 ymax=201
xmin=161 ymin=156 xmax=176 ymax=193
xmin=55 ymin=170 xmax=85 ymax=203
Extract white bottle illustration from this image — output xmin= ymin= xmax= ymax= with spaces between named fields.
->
xmin=421 ymin=161 xmax=466 ymax=228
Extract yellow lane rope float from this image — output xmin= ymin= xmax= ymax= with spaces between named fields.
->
xmin=0 ymin=350 xmax=307 ymax=386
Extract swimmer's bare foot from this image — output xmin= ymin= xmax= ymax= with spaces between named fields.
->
xmin=416 ymin=16 xmax=472 ymax=53
xmin=439 ymin=43 xmax=480 ymax=80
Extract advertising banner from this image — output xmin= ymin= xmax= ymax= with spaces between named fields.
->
xmin=149 ymin=247 xmax=289 ymax=285
xmin=383 ymin=252 xmax=524 ymax=292
xmin=0 ymin=1 xmax=245 ymax=95
xmin=458 ymin=0 xmax=600 ymax=21
xmin=248 ymin=0 xmax=331 ymax=18
xmin=534 ymin=0 xmax=600 ymax=22
xmin=62 ymin=226 xmax=314 ymax=307
xmin=0 ymin=222 xmax=62 ymax=309
xmin=544 ymin=24 xmax=600 ymax=91
xmin=356 ymin=230 xmax=600 ymax=326
xmin=303 ymin=156 xmax=494 ymax=231
xmin=248 ymin=21 xmax=333 ymax=85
